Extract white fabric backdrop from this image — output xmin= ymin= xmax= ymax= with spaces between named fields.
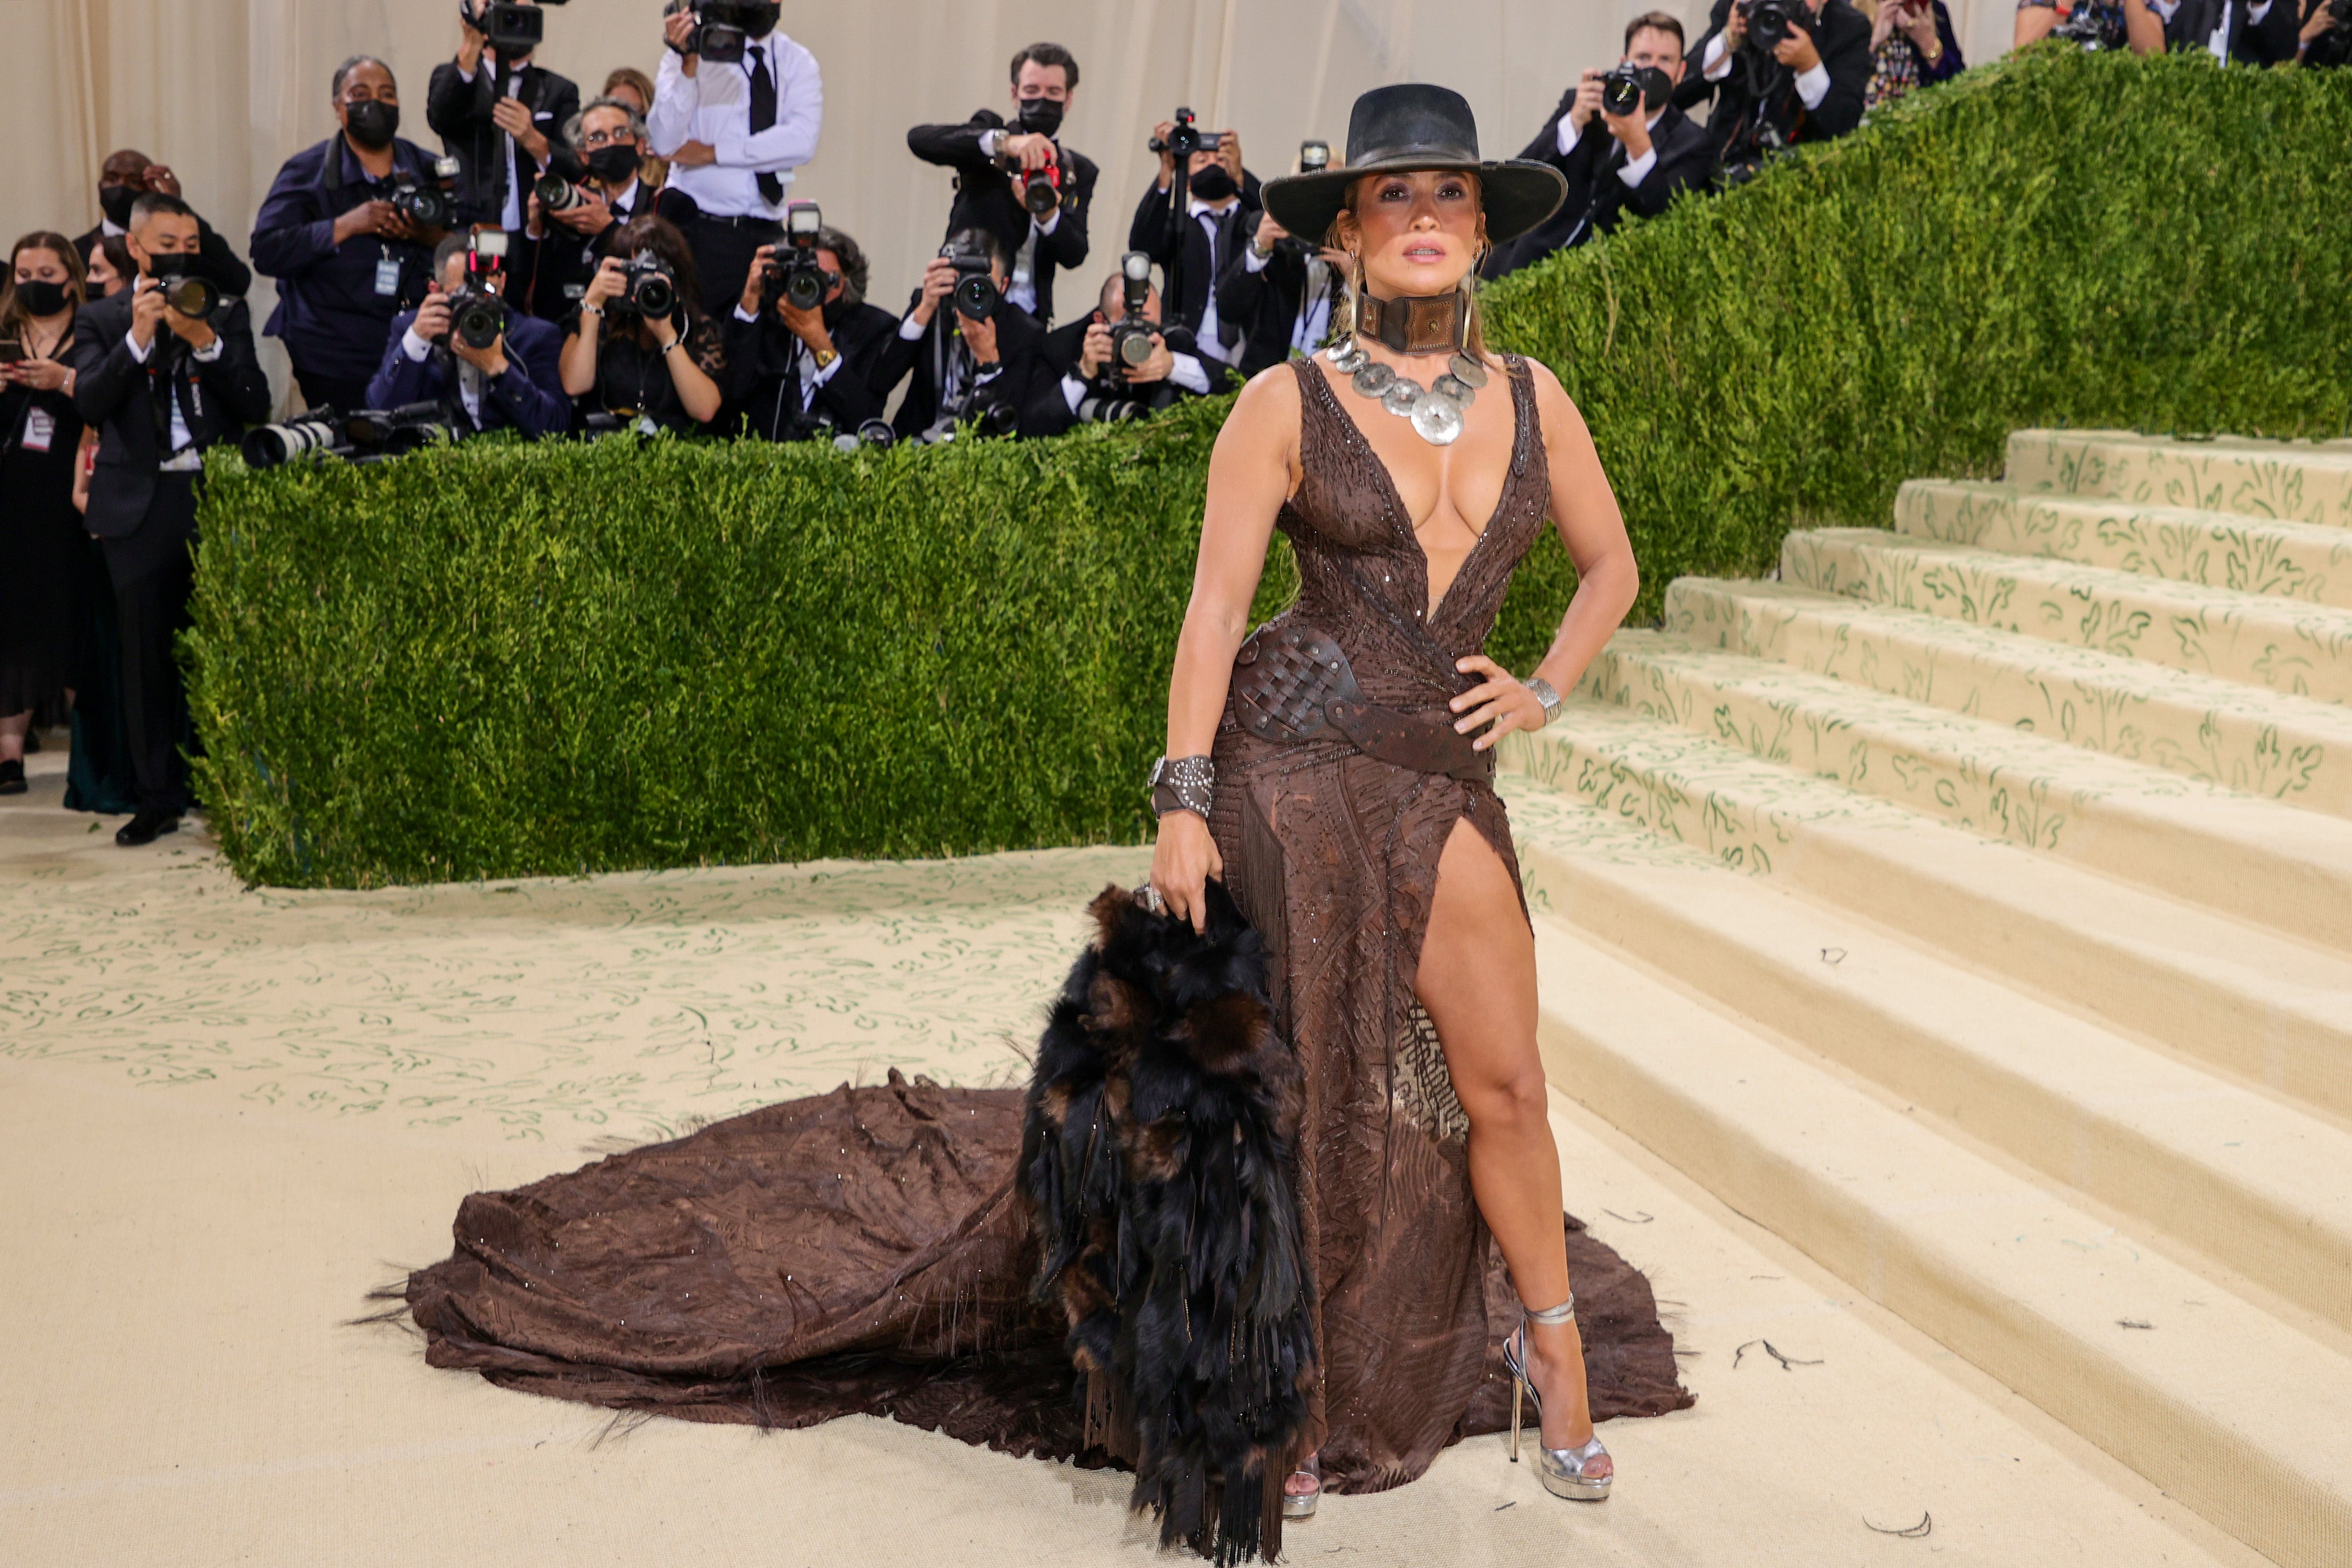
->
xmin=4 ymin=0 xmax=2015 ymax=404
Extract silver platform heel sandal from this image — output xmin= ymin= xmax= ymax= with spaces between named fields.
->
xmin=1500 ymin=1294 xmax=1613 ymax=1502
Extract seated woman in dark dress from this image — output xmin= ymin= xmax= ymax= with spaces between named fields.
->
xmin=557 ymin=214 xmax=727 ymax=435
xmin=0 ymin=232 xmax=92 ymax=796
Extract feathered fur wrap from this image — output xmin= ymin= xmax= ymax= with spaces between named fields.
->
xmin=1017 ymin=880 xmax=1318 ymax=1565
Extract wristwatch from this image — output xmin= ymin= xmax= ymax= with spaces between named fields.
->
xmin=812 ymin=345 xmax=839 ymax=370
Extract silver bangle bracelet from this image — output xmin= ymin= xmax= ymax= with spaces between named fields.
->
xmin=1521 ymin=676 xmax=1563 ymax=725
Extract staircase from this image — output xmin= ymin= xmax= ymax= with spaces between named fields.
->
xmin=1499 ymin=428 xmax=2352 ymax=1568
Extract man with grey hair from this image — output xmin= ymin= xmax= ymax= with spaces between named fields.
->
xmin=509 ymin=94 xmax=652 ymax=319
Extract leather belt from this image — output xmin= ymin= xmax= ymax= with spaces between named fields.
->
xmin=1232 ymin=623 xmax=1493 ymax=784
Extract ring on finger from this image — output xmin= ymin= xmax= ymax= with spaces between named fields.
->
xmin=1139 ymin=883 xmax=1166 ymax=913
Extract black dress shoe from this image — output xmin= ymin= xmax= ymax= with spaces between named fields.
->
xmin=0 ymin=758 xmax=24 ymax=796
xmin=116 ymin=808 xmax=182 ymax=847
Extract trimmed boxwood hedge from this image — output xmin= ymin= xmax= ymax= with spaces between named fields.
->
xmin=190 ymin=48 xmax=2352 ymax=887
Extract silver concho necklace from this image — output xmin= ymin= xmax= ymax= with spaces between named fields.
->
xmin=1325 ymin=289 xmax=1487 ymax=446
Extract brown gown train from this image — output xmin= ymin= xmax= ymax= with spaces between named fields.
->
xmin=399 ymin=352 xmax=1691 ymax=1536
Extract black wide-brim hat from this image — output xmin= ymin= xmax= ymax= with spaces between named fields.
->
xmin=1261 ymin=83 xmax=1568 ymax=247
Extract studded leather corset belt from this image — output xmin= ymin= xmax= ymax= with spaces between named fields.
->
xmin=1232 ymin=623 xmax=1493 ymax=784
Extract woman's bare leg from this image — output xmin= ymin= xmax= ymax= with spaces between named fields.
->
xmin=1414 ymin=816 xmax=1606 ymax=1467
xmin=0 ymin=711 xmax=30 ymax=763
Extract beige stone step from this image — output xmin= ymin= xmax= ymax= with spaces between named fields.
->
xmin=1897 ymin=478 xmax=2352 ymax=609
xmin=1528 ymin=905 xmax=2352 ymax=1568
xmin=1578 ymin=628 xmax=2352 ymax=951
xmin=1666 ymin=575 xmax=2352 ymax=816
xmin=1506 ymin=790 xmax=2352 ymax=1341
xmin=1781 ymin=527 xmax=2352 ymax=704
xmin=1498 ymin=710 xmax=2352 ymax=1125
xmin=2005 ymin=427 xmax=2352 ymax=529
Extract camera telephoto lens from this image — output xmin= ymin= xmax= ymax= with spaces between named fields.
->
xmin=1600 ymin=64 xmax=1645 ymax=118
xmin=157 ymin=273 xmax=221 ymax=319
xmin=1077 ymin=392 xmax=1148 ymax=424
xmin=240 ymin=410 xmax=345 ymax=470
xmin=451 ymin=290 xmax=506 ymax=351
xmin=536 ymin=172 xmax=582 ymax=212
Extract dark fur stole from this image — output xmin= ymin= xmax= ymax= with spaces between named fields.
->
xmin=1017 ymin=880 xmax=1317 ymax=1565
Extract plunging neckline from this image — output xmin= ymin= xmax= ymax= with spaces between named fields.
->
xmin=1302 ymin=354 xmax=1522 ymax=628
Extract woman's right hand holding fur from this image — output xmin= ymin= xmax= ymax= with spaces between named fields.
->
xmin=1150 ymin=809 xmax=1223 ymax=935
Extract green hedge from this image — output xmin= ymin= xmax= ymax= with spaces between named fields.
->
xmin=190 ymin=48 xmax=2352 ymax=887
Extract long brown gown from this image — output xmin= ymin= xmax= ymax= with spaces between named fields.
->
xmin=399 ymin=351 xmax=1690 ymax=1539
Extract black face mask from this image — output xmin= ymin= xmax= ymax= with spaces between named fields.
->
xmin=586 ymin=144 xmax=642 ymax=185
xmin=15 ymin=280 xmax=70 ymax=317
xmin=1188 ymin=165 xmax=1238 ymax=202
xmin=736 ymin=2 xmax=782 ymax=37
xmin=344 ymin=99 xmax=400 ymax=151
xmin=99 ymin=185 xmax=138 ymax=227
xmin=1636 ymin=66 xmax=1674 ymax=111
xmin=1016 ymin=98 xmax=1065 ymax=138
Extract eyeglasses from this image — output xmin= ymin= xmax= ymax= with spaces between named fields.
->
xmin=581 ymin=129 xmax=639 ymax=149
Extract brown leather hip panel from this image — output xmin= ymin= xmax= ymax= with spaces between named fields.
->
xmin=1233 ymin=623 xmax=1494 ymax=785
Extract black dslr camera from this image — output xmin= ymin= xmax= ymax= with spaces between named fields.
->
xmin=684 ymin=0 xmax=777 ymax=65
xmin=612 ymin=251 xmax=678 ymax=318
xmin=1743 ymin=0 xmax=1804 ymax=52
xmin=761 ymin=201 xmax=831 ymax=312
xmin=946 ymin=244 xmax=1000 ymax=322
xmin=446 ymin=231 xmax=509 ymax=351
xmin=465 ymin=0 xmax=570 ymax=55
xmin=1104 ymin=251 xmax=1157 ymax=377
xmin=153 ymin=266 xmax=223 ymax=321
xmin=1148 ymin=106 xmax=1225 ymax=160
xmin=1600 ymin=64 xmax=1646 ymax=117
xmin=534 ymin=170 xmax=587 ymax=212
xmin=1004 ymin=155 xmax=1065 ymax=217
xmin=391 ymin=157 xmax=462 ymax=230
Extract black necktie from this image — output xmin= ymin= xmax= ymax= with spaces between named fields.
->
xmin=749 ymin=46 xmax=781 ymax=206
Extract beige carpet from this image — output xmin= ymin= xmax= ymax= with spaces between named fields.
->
xmin=0 ymin=747 xmax=2261 ymax=1567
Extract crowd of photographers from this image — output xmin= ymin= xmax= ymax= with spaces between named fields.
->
xmin=3 ymin=0 xmax=2347 ymax=842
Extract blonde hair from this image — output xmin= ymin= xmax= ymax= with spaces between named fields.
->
xmin=1323 ymin=172 xmax=1493 ymax=359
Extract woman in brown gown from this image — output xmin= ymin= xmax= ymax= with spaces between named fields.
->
xmin=401 ymin=82 xmax=1677 ymax=1566
xmin=1148 ymin=83 xmax=1642 ymax=1515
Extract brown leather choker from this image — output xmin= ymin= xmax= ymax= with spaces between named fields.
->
xmin=1355 ymin=290 xmax=1467 ymax=356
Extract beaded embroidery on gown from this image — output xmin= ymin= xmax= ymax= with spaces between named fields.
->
xmin=396 ymin=351 xmax=1691 ymax=1547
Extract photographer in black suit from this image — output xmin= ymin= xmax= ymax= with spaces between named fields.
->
xmin=2302 ymin=0 xmax=2352 ymax=64
xmin=725 ymin=221 xmax=899 ymax=442
xmin=906 ymin=43 xmax=1099 ymax=329
xmin=1487 ymin=14 xmax=1714 ymax=278
xmin=1128 ymin=121 xmax=1259 ymax=376
xmin=1213 ymin=151 xmax=1349 ymax=379
xmin=1028 ymin=261 xmax=1226 ymax=438
xmin=427 ymin=0 xmax=581 ymax=230
xmin=68 ymin=195 xmax=271 ymax=846
xmin=2121 ymin=0 xmax=2306 ymax=58
xmin=873 ymin=228 xmax=1048 ymax=442
xmin=509 ymin=96 xmax=655 ymax=320
xmin=1681 ymin=0 xmax=1872 ymax=179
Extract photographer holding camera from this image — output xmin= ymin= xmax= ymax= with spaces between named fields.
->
xmin=649 ymin=0 xmax=824 ymax=315
xmin=1028 ymin=256 xmax=1224 ymax=437
xmin=2301 ymin=0 xmax=2352 ymax=64
xmin=1212 ymin=143 xmax=1348 ymax=378
xmin=1681 ymin=0 xmax=1872 ymax=178
xmin=428 ymin=0 xmax=582 ymax=231
xmin=559 ymin=213 xmax=727 ymax=433
xmin=509 ymin=96 xmax=655 ymax=320
xmin=726 ymin=215 xmax=898 ymax=443
xmin=252 ymin=57 xmax=448 ymax=416
xmin=873 ymin=228 xmax=1048 ymax=442
xmin=1486 ymin=14 xmax=1714 ymax=278
xmin=69 ymin=194 xmax=271 ymax=847
xmin=905 ymin=43 xmax=1100 ymax=330
xmin=365 ymin=232 xmax=570 ymax=438
xmin=1129 ymin=113 xmax=1258 ymax=371
xmin=75 ymin=151 xmax=252 ymax=298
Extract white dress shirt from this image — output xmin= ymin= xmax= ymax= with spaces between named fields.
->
xmin=1556 ymin=105 xmax=1671 ymax=187
xmin=981 ymin=127 xmax=1065 ymax=319
xmin=2146 ymin=0 xmax=2271 ymax=55
xmin=400 ymin=326 xmax=487 ymax=425
xmin=1703 ymin=28 xmax=1832 ymax=109
xmin=455 ymin=55 xmax=559 ymax=231
xmin=125 ymin=319 xmax=226 ymax=464
xmin=734 ymin=304 xmax=845 ymax=412
xmin=648 ymin=33 xmax=824 ymax=219
xmin=1059 ymin=349 xmax=1209 ymax=413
